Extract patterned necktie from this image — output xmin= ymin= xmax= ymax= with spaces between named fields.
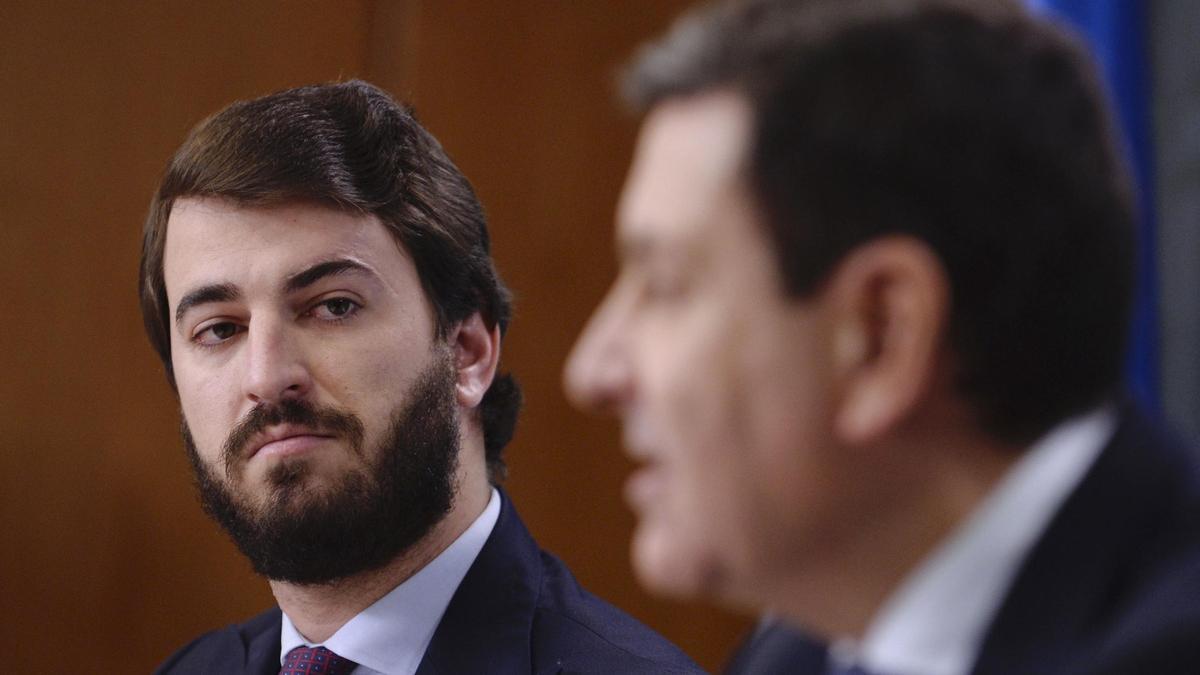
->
xmin=280 ymin=645 xmax=358 ymax=675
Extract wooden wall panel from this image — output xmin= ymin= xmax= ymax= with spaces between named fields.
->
xmin=0 ymin=3 xmax=372 ymax=671
xmin=0 ymin=2 xmax=750 ymax=672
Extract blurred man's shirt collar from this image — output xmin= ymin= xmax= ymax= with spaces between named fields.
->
xmin=831 ymin=405 xmax=1118 ymax=675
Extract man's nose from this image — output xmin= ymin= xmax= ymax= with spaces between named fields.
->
xmin=563 ymin=285 xmax=634 ymax=415
xmin=240 ymin=318 xmax=313 ymax=405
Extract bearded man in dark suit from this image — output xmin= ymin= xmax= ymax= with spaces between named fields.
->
xmin=142 ymin=80 xmax=700 ymax=675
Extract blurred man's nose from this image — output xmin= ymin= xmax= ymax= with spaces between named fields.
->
xmin=564 ymin=284 xmax=635 ymax=416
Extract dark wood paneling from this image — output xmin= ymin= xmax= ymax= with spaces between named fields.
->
xmin=0 ymin=3 xmax=372 ymax=671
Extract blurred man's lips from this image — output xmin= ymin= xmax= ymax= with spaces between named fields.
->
xmin=249 ymin=427 xmax=335 ymax=460
xmin=622 ymin=420 xmax=665 ymax=511
xmin=625 ymin=460 xmax=666 ymax=512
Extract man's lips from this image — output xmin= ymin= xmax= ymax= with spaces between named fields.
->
xmin=623 ymin=438 xmax=666 ymax=511
xmin=248 ymin=426 xmax=336 ymax=460
xmin=622 ymin=421 xmax=666 ymax=510
xmin=625 ymin=460 xmax=667 ymax=512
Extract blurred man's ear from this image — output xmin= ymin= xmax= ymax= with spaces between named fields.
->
xmin=825 ymin=236 xmax=950 ymax=446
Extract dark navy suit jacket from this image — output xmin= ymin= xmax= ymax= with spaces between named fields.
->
xmin=155 ymin=491 xmax=702 ymax=675
xmin=725 ymin=407 xmax=1200 ymax=675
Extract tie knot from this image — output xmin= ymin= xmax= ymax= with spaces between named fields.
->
xmin=281 ymin=645 xmax=357 ymax=675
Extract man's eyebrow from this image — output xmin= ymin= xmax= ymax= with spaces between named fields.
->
xmin=175 ymin=283 xmax=241 ymax=327
xmin=283 ymin=259 xmax=376 ymax=294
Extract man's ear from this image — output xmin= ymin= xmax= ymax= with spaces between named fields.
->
xmin=826 ymin=236 xmax=949 ymax=446
xmin=448 ymin=312 xmax=501 ymax=409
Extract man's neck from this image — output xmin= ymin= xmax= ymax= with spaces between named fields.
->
xmin=270 ymin=476 xmax=492 ymax=643
xmin=771 ymin=421 xmax=1022 ymax=640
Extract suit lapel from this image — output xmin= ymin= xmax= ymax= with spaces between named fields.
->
xmin=241 ymin=608 xmax=284 ymax=675
xmin=416 ymin=489 xmax=539 ymax=674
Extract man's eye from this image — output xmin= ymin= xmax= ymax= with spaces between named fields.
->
xmin=194 ymin=322 xmax=243 ymax=346
xmin=310 ymin=297 xmax=361 ymax=321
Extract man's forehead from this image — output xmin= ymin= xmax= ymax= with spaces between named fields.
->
xmin=617 ymin=90 xmax=753 ymax=261
xmin=167 ymin=196 xmax=377 ymax=236
xmin=167 ymin=197 xmax=391 ymax=258
xmin=163 ymin=197 xmax=405 ymax=294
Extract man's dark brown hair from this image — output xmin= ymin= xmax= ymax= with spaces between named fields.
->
xmin=624 ymin=0 xmax=1136 ymax=444
xmin=140 ymin=80 xmax=520 ymax=481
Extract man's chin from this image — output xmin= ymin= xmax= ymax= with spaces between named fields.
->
xmin=630 ymin=521 xmax=728 ymax=601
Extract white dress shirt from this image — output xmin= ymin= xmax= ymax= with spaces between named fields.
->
xmin=280 ymin=487 xmax=501 ymax=675
xmin=829 ymin=406 xmax=1117 ymax=675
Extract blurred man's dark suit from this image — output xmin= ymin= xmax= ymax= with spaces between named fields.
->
xmin=725 ymin=405 xmax=1200 ymax=675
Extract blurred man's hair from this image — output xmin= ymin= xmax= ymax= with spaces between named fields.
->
xmin=625 ymin=0 xmax=1135 ymax=444
xmin=140 ymin=80 xmax=521 ymax=481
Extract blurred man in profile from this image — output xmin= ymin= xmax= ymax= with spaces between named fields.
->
xmin=140 ymin=80 xmax=700 ymax=675
xmin=565 ymin=1 xmax=1200 ymax=673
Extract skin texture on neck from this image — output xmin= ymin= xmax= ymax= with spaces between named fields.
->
xmin=765 ymin=388 xmax=1023 ymax=640
xmin=270 ymin=428 xmax=492 ymax=643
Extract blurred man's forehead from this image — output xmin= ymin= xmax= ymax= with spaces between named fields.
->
xmin=616 ymin=90 xmax=753 ymax=262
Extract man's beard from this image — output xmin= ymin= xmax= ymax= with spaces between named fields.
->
xmin=182 ymin=357 xmax=460 ymax=585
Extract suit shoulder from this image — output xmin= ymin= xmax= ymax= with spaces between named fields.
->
xmin=1039 ymin=418 xmax=1200 ymax=674
xmin=154 ymin=607 xmax=280 ymax=675
xmin=1080 ymin=543 xmax=1200 ymax=673
xmin=154 ymin=626 xmax=243 ymax=675
xmin=531 ymin=550 xmax=704 ymax=674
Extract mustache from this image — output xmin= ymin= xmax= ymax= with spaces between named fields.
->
xmin=222 ymin=398 xmax=365 ymax=474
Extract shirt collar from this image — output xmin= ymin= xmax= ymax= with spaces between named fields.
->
xmin=832 ymin=405 xmax=1117 ymax=675
xmin=280 ymin=487 xmax=501 ymax=675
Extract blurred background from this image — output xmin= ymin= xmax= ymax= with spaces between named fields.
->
xmin=0 ymin=1 xmax=1196 ymax=673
